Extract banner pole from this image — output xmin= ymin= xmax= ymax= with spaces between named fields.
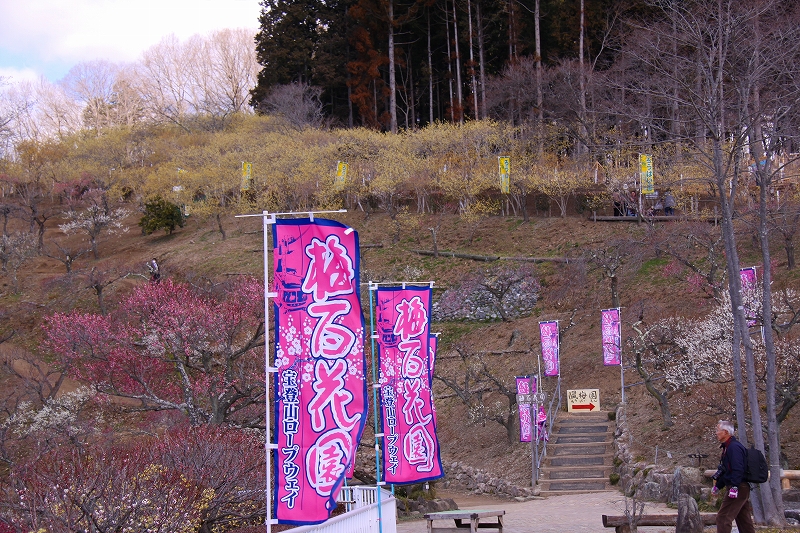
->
xmin=618 ymin=307 xmax=625 ymax=404
xmin=263 ymin=211 xmax=278 ymax=533
xmin=368 ymin=282 xmax=384 ymax=533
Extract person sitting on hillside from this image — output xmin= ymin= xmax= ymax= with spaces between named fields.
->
xmin=612 ymin=191 xmax=625 ymax=216
xmin=625 ymin=190 xmax=638 ymax=216
xmin=147 ymin=258 xmax=161 ymax=283
xmin=712 ymin=420 xmax=755 ymax=533
xmin=663 ymin=190 xmax=676 ymax=216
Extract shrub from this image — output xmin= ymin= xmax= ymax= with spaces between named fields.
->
xmin=139 ymin=196 xmax=184 ymax=235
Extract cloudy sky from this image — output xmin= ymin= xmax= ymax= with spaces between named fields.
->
xmin=0 ymin=0 xmax=261 ymax=85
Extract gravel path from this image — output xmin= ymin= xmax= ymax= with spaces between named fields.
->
xmin=395 ymin=490 xmax=715 ymax=533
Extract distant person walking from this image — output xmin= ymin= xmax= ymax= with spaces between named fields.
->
xmin=147 ymin=258 xmax=161 ymax=283
xmin=663 ymin=190 xmax=676 ymax=216
xmin=711 ymin=420 xmax=755 ymax=533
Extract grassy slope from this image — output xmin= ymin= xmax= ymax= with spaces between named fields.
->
xmin=2 ymin=208 xmax=799 ymax=488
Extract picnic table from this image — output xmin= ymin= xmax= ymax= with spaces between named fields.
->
xmin=424 ymin=509 xmax=505 ymax=533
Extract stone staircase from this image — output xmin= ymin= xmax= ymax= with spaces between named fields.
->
xmin=538 ymin=411 xmax=618 ymax=495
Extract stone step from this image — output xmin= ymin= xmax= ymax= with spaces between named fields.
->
xmin=540 ymin=411 xmax=617 ymax=495
xmin=548 ymin=455 xmax=609 ymax=467
xmin=554 ymin=434 xmax=611 ymax=444
xmin=545 ymin=468 xmax=608 ymax=480
xmin=538 ymin=487 xmax=620 ymax=496
xmin=550 ymin=444 xmax=612 ymax=456
xmin=540 ymin=480 xmax=611 ymax=491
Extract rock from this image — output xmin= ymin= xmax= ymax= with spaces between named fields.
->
xmin=784 ymin=489 xmax=800 ymax=502
xmin=676 ymin=494 xmax=703 ymax=533
xmin=672 ymin=467 xmax=683 ymax=503
xmin=785 ymin=509 xmax=800 ymax=521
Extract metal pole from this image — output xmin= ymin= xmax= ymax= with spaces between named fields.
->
xmin=368 ymin=283 xmax=384 ymax=533
xmin=618 ymin=307 xmax=625 ymax=404
xmin=263 ymin=211 xmax=278 ymax=533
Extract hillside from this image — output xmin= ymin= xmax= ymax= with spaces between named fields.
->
xmin=2 ymin=207 xmax=799 ymax=493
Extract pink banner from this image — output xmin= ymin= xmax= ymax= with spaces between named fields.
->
xmin=539 ymin=321 xmax=560 ymax=376
xmin=272 ymin=218 xmax=367 ymax=525
xmin=429 ymin=335 xmax=438 ymax=425
xmin=740 ymin=267 xmax=757 ymax=326
xmin=376 ymin=286 xmax=443 ymax=484
xmin=516 ymin=376 xmax=533 ymax=442
xmin=601 ymin=308 xmax=622 ymax=366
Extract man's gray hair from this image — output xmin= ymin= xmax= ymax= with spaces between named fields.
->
xmin=717 ymin=420 xmax=735 ymax=435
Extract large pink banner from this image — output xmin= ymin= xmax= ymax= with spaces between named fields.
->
xmin=376 ymin=286 xmax=443 ymax=484
xmin=601 ymin=308 xmax=622 ymax=366
xmin=272 ymin=218 xmax=367 ymax=525
xmin=539 ymin=321 xmax=560 ymax=376
xmin=516 ymin=376 xmax=533 ymax=442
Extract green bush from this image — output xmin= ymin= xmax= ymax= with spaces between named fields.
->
xmin=139 ymin=196 xmax=184 ymax=235
xmin=609 ymin=473 xmax=620 ymax=485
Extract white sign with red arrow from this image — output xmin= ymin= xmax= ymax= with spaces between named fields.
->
xmin=566 ymin=388 xmax=600 ymax=412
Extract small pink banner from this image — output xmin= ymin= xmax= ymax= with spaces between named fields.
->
xmin=601 ymin=308 xmax=622 ymax=366
xmin=516 ymin=376 xmax=533 ymax=442
xmin=740 ymin=267 xmax=757 ymax=326
xmin=429 ymin=335 xmax=438 ymax=426
xmin=377 ymin=286 xmax=443 ymax=484
xmin=539 ymin=321 xmax=560 ymax=376
xmin=272 ymin=218 xmax=367 ymax=525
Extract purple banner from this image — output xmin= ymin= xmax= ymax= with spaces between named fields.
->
xmin=376 ymin=286 xmax=443 ymax=484
xmin=740 ymin=267 xmax=757 ymax=326
xmin=429 ymin=335 xmax=438 ymax=426
xmin=601 ymin=308 xmax=622 ymax=366
xmin=272 ymin=218 xmax=367 ymax=525
xmin=539 ymin=321 xmax=560 ymax=376
xmin=516 ymin=376 xmax=533 ymax=442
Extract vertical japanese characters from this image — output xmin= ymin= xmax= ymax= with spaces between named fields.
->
xmin=601 ymin=308 xmax=622 ymax=366
xmin=272 ymin=219 xmax=367 ymax=525
xmin=376 ymin=286 xmax=443 ymax=484
xmin=515 ymin=376 xmax=533 ymax=442
xmin=539 ymin=320 xmax=560 ymax=376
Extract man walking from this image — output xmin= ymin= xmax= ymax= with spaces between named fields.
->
xmin=712 ymin=420 xmax=755 ymax=533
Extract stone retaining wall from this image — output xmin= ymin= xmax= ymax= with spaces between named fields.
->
xmin=612 ymin=404 xmax=709 ymax=503
xmin=440 ymin=461 xmax=540 ymax=500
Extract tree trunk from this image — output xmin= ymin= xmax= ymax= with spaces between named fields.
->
xmin=786 ymin=236 xmax=795 ymax=270
xmin=535 ymin=0 xmax=543 ymax=156
xmin=476 ymin=0 xmax=486 ymax=119
xmin=466 ymin=0 xmax=478 ymax=119
xmin=428 ymin=9 xmax=434 ymax=124
xmin=216 ymin=213 xmax=227 ymax=240
xmin=452 ymin=0 xmax=464 ymax=123
xmin=388 ymin=0 xmax=398 ymax=133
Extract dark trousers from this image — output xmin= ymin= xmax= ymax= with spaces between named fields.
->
xmin=716 ymin=483 xmax=755 ymax=533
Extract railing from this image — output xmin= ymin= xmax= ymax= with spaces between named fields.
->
xmin=704 ymin=469 xmax=800 ymax=489
xmin=289 ymin=486 xmax=397 ymax=533
xmin=534 ymin=377 xmax=562 ymax=482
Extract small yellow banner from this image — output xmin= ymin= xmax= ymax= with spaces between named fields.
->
xmin=639 ymin=154 xmax=654 ymax=194
xmin=498 ymin=156 xmax=510 ymax=194
xmin=336 ymin=161 xmax=348 ymax=184
xmin=241 ymin=161 xmax=252 ymax=191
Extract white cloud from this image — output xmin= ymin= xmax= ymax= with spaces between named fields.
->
xmin=0 ymin=0 xmax=260 ymax=81
xmin=0 ymin=67 xmax=40 ymax=86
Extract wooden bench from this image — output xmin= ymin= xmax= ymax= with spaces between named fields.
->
xmin=602 ymin=513 xmax=716 ymax=533
xmin=424 ymin=509 xmax=505 ymax=533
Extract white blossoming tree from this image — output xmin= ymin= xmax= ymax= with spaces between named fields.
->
xmin=59 ymin=192 xmax=129 ymax=259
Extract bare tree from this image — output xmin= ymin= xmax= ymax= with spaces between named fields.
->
xmin=259 ymin=82 xmax=326 ymax=129
xmin=61 ymin=60 xmax=119 ymax=131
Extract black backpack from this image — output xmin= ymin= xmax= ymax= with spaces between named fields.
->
xmin=744 ymin=446 xmax=769 ymax=484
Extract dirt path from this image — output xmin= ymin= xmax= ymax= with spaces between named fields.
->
xmin=396 ymin=490 xmax=715 ymax=533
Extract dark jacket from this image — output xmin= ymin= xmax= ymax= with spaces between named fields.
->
xmin=714 ymin=435 xmax=747 ymax=490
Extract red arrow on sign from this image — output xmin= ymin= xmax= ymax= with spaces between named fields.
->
xmin=572 ymin=403 xmax=596 ymax=410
